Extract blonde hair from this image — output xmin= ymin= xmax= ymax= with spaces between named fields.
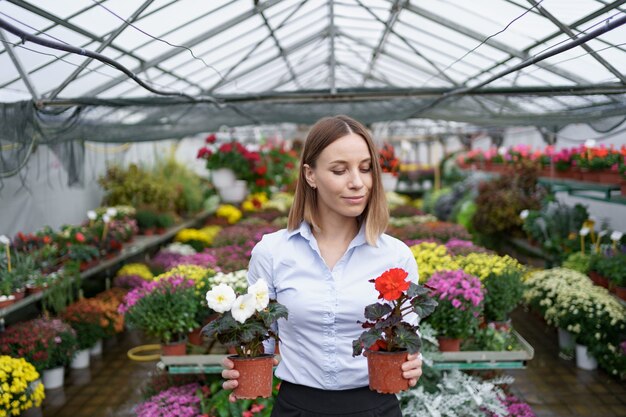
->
xmin=287 ymin=115 xmax=388 ymax=245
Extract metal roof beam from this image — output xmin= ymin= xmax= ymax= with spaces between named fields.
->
xmin=329 ymin=0 xmax=336 ymax=93
xmin=361 ymin=0 xmax=406 ymax=85
xmin=527 ymin=0 xmax=626 ymax=84
xmin=464 ymin=0 xmax=626 ymax=85
xmin=83 ymin=0 xmax=285 ymax=97
xmin=49 ymin=0 xmax=156 ymax=99
xmin=400 ymin=1 xmax=590 ymax=85
xmin=263 ymin=41 xmax=329 ymax=91
xmin=0 ymin=28 xmax=38 ymax=99
xmin=210 ymin=29 xmax=327 ymax=93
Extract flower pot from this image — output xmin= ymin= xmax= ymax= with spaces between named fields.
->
xmin=218 ymin=180 xmax=248 ymax=203
xmin=89 ymin=339 xmax=103 ymax=356
xmin=575 ymin=344 xmax=598 ymax=370
xmin=12 ymin=288 xmax=26 ymax=301
xmin=589 ymin=271 xmax=609 ymax=288
xmin=558 ymin=328 xmax=575 ymax=351
xmin=613 ymin=285 xmax=626 ymax=301
xmin=621 ymin=180 xmax=626 ymax=196
xmin=161 ymin=337 xmax=187 ymax=356
xmin=437 ymin=336 xmax=462 ymax=352
xmin=380 ymin=172 xmax=398 ymax=192
xmin=212 ymin=168 xmax=237 ymax=189
xmin=188 ymin=327 xmax=204 ymax=346
xmin=0 ymin=295 xmax=16 ymax=309
xmin=26 ymin=283 xmax=48 ymax=295
xmin=366 ymin=350 xmax=409 ymax=394
xmin=230 ymin=354 xmax=274 ymax=399
xmin=42 ymin=366 xmax=65 ymax=390
xmin=70 ymin=349 xmax=91 ymax=369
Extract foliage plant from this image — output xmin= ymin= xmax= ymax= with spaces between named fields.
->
xmin=203 ymin=279 xmax=288 ymax=358
xmin=352 ymin=268 xmax=437 ymax=356
xmin=0 ymin=317 xmax=78 ymax=372
xmin=425 ymin=270 xmax=484 ymax=340
xmin=0 ymin=356 xmax=46 ymax=415
xmin=521 ymin=201 xmax=589 ymax=261
xmin=561 ymin=251 xmax=594 ymax=275
xmin=135 ymin=209 xmax=158 ymax=231
xmin=119 ymin=276 xmax=200 ymax=344
xmin=397 ymin=369 xmax=509 ymax=417
xmin=483 ymin=267 xmax=525 ymax=322
xmin=463 ymin=325 xmax=520 ymax=352
xmin=62 ymin=298 xmax=113 ymax=349
xmin=153 ymin=155 xmax=207 ymax=214
xmin=594 ymin=254 xmax=626 ymax=287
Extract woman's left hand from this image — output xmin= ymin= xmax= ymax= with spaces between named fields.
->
xmin=402 ymin=352 xmax=423 ymax=387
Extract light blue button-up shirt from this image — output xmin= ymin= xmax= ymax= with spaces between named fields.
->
xmin=247 ymin=221 xmax=419 ymax=390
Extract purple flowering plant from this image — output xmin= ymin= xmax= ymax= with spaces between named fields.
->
xmin=135 ymin=383 xmax=201 ymax=417
xmin=119 ymin=276 xmax=199 ymax=343
xmin=488 ymin=395 xmax=537 ymax=417
xmin=425 ymin=270 xmax=484 ymax=339
xmin=444 ymin=239 xmax=492 ymax=257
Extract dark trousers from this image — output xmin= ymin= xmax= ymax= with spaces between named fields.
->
xmin=271 ymin=381 xmax=402 ymax=417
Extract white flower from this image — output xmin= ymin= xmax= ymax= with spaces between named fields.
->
xmin=102 ymin=214 xmax=111 ymax=224
xmin=597 ymin=230 xmax=607 ymax=238
xmin=0 ymin=235 xmax=9 ymax=245
xmin=206 ymin=283 xmax=236 ymax=313
xmin=248 ymin=279 xmax=270 ymax=311
xmin=579 ymin=227 xmax=589 ymax=236
xmin=498 ymin=146 xmax=507 ymax=156
xmin=231 ymin=294 xmax=256 ymax=324
xmin=519 ymin=209 xmax=529 ymax=220
xmin=106 ymin=207 xmax=118 ymax=217
xmin=610 ymin=231 xmax=623 ymax=241
xmin=584 ymin=139 xmax=596 ymax=149
xmin=87 ymin=210 xmax=97 ymax=220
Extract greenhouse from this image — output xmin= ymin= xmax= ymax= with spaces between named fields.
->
xmin=0 ymin=1 xmax=625 ymax=416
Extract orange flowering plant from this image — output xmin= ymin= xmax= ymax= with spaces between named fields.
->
xmin=352 ymin=268 xmax=437 ymax=356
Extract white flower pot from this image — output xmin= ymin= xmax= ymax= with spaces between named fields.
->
xmin=89 ymin=339 xmax=103 ymax=356
xmin=42 ymin=366 xmax=65 ymax=390
xmin=218 ymin=180 xmax=248 ymax=203
xmin=211 ymin=168 xmax=237 ymax=188
xmin=70 ymin=349 xmax=90 ymax=369
xmin=575 ymin=344 xmax=598 ymax=370
xmin=558 ymin=328 xmax=575 ymax=351
xmin=381 ymin=172 xmax=398 ymax=192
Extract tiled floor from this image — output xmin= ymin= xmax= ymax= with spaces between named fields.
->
xmin=40 ymin=309 xmax=625 ymax=417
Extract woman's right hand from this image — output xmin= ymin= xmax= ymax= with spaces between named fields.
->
xmin=221 ymin=356 xmax=280 ymax=402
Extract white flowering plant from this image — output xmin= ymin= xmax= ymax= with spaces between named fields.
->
xmin=202 ymin=279 xmax=288 ymax=358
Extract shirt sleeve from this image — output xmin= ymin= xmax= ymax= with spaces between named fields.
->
xmin=247 ymin=235 xmax=277 ymax=354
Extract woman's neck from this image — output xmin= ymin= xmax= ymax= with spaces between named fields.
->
xmin=313 ymin=215 xmax=359 ymax=245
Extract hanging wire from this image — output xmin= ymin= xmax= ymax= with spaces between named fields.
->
xmin=91 ymin=0 xmax=225 ymax=84
xmin=419 ymin=0 xmax=546 ymax=87
xmin=0 ymin=16 xmax=203 ymax=101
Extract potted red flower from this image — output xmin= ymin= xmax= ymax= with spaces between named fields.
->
xmin=352 ymin=268 xmax=437 ymax=393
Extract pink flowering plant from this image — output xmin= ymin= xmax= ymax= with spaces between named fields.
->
xmin=0 ymin=317 xmax=78 ymax=372
xmin=425 ymin=270 xmax=484 ymax=339
xmin=135 ymin=383 xmax=201 ymax=417
xmin=119 ymin=276 xmax=199 ymax=344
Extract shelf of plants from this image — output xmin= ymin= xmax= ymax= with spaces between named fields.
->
xmin=0 ymin=210 xmax=211 ymax=320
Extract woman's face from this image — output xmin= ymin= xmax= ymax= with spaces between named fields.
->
xmin=304 ymin=133 xmax=373 ymax=222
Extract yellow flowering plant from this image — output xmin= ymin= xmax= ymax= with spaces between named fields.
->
xmin=241 ymin=192 xmax=269 ymax=212
xmin=116 ymin=263 xmax=154 ymax=281
xmin=216 ymin=204 xmax=243 ymax=224
xmin=454 ymin=253 xmax=524 ymax=281
xmin=410 ymin=242 xmax=458 ymax=282
xmin=0 ymin=356 xmax=45 ymax=417
xmin=175 ymin=229 xmax=214 ymax=251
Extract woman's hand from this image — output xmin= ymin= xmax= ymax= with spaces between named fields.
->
xmin=221 ymin=356 xmax=280 ymax=402
xmin=401 ymin=352 xmax=423 ymax=387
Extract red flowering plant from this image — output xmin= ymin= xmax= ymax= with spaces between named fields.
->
xmin=197 ymin=136 xmax=259 ymax=183
xmin=379 ymin=143 xmax=400 ymax=176
xmin=62 ymin=298 xmax=115 ymax=350
xmin=352 ymin=268 xmax=437 ymax=356
xmin=0 ymin=317 xmax=78 ymax=372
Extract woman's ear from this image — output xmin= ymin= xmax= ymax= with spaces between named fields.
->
xmin=303 ymin=164 xmax=316 ymax=189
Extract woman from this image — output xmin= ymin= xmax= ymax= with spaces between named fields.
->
xmin=222 ymin=115 xmax=423 ymax=416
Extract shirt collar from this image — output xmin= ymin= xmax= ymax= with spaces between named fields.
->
xmin=288 ymin=221 xmax=368 ymax=248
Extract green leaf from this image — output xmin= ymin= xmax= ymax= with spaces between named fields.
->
xmin=394 ymin=325 xmax=422 ymax=354
xmin=407 ymin=282 xmax=429 ymax=298
xmin=364 ymin=303 xmax=392 ymax=320
xmin=374 ymin=315 xmax=401 ymax=330
xmin=412 ymin=296 xmax=438 ymax=318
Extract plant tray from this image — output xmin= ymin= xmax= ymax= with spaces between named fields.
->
xmin=427 ymin=330 xmax=534 ymax=370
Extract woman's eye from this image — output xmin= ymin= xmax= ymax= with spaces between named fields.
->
xmin=332 ymin=170 xmax=346 ymax=175
xmin=360 ymin=166 xmax=372 ymax=173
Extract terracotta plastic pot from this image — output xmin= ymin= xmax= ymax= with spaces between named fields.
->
xmin=161 ymin=337 xmax=187 ymax=356
xmin=188 ymin=327 xmax=204 ymax=346
xmin=438 ymin=337 xmax=462 ymax=352
xmin=230 ymin=354 xmax=274 ymax=399
xmin=613 ymin=285 xmax=626 ymax=301
xmin=366 ymin=350 xmax=409 ymax=394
